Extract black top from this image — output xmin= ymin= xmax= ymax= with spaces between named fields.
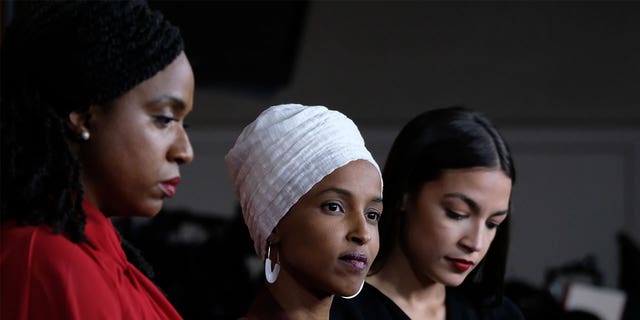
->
xmin=330 ymin=282 xmax=525 ymax=320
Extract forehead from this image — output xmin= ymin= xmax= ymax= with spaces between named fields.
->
xmin=309 ymin=160 xmax=381 ymax=195
xmin=111 ymin=52 xmax=194 ymax=112
xmin=424 ymin=167 xmax=512 ymax=208
xmin=438 ymin=167 xmax=510 ymax=187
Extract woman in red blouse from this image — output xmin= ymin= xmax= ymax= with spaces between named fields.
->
xmin=1 ymin=1 xmax=194 ymax=319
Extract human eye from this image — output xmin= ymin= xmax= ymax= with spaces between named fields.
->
xmin=152 ymin=115 xmax=178 ymax=128
xmin=321 ymin=202 xmax=344 ymax=214
xmin=486 ymin=218 xmax=505 ymax=230
xmin=486 ymin=221 xmax=500 ymax=230
xmin=445 ymin=209 xmax=466 ymax=221
xmin=365 ymin=210 xmax=382 ymax=223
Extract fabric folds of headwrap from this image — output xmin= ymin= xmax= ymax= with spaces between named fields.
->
xmin=225 ymin=104 xmax=382 ymax=259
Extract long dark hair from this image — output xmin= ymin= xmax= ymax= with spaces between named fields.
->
xmin=0 ymin=1 xmax=182 ymax=243
xmin=371 ymin=106 xmax=516 ymax=306
xmin=1 ymin=1 xmax=183 ymax=278
xmin=1 ymin=3 xmax=88 ymax=242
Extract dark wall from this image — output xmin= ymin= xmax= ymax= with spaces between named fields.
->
xmin=185 ymin=1 xmax=640 ymax=128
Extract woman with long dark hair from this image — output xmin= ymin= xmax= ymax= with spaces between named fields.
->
xmin=331 ymin=107 xmax=524 ymax=319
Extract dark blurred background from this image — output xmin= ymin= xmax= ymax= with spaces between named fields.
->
xmin=3 ymin=1 xmax=638 ymax=319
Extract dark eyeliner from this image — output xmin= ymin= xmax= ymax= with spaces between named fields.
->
xmin=486 ymin=221 xmax=500 ymax=230
xmin=445 ymin=208 xmax=465 ymax=220
xmin=153 ymin=115 xmax=177 ymax=123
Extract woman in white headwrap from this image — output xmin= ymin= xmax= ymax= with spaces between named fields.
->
xmin=226 ymin=104 xmax=383 ymax=320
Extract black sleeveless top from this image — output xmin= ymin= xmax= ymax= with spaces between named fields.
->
xmin=330 ymin=282 xmax=525 ymax=320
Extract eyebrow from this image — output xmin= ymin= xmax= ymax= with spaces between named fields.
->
xmin=147 ymin=95 xmax=187 ymax=112
xmin=317 ymin=187 xmax=383 ymax=203
xmin=443 ymin=192 xmax=508 ymax=217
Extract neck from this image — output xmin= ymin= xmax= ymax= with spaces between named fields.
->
xmin=267 ymin=269 xmax=333 ymax=320
xmin=368 ymin=242 xmax=446 ymax=319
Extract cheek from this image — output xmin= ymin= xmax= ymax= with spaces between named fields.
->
xmin=130 ymin=127 xmax=162 ymax=149
xmin=280 ymin=217 xmax=329 ymax=254
xmin=403 ymin=216 xmax=437 ymax=256
xmin=369 ymin=225 xmax=380 ymax=256
xmin=406 ymin=209 xmax=444 ymax=244
xmin=401 ymin=223 xmax=443 ymax=275
xmin=122 ymin=130 xmax=169 ymax=165
xmin=481 ymin=231 xmax=498 ymax=255
xmin=280 ymin=226 xmax=336 ymax=276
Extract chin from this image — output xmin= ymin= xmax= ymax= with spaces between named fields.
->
xmin=335 ymin=278 xmax=364 ymax=296
xmin=336 ymin=288 xmax=359 ymax=298
xmin=146 ymin=207 xmax=163 ymax=217
xmin=135 ymin=200 xmax=163 ymax=217
xmin=437 ymin=273 xmax=468 ymax=287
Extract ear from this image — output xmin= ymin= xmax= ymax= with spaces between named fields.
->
xmin=267 ymin=229 xmax=281 ymax=245
xmin=68 ymin=108 xmax=92 ymax=135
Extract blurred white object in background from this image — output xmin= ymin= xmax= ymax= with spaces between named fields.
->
xmin=564 ymin=282 xmax=627 ymax=320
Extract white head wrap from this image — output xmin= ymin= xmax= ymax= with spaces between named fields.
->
xmin=225 ymin=103 xmax=381 ymax=259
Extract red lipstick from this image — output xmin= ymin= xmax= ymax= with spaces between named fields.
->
xmin=161 ymin=177 xmax=181 ymax=198
xmin=447 ymin=258 xmax=474 ymax=272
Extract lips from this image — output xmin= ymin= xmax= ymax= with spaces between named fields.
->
xmin=160 ymin=177 xmax=181 ymax=198
xmin=446 ymin=257 xmax=474 ymax=272
xmin=339 ymin=253 xmax=369 ymax=273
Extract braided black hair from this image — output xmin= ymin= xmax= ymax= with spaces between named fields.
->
xmin=1 ymin=0 xmax=183 ymax=257
xmin=1 ymin=3 xmax=88 ymax=241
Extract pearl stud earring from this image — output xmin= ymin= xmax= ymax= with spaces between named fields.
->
xmin=80 ymin=130 xmax=90 ymax=141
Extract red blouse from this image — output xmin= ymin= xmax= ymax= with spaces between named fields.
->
xmin=1 ymin=200 xmax=182 ymax=320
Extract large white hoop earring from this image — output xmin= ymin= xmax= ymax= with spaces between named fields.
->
xmin=264 ymin=242 xmax=280 ymax=284
xmin=341 ymin=280 xmax=365 ymax=299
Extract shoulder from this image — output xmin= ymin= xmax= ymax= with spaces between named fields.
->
xmin=474 ymin=296 xmax=525 ymax=320
xmin=330 ymin=282 xmax=411 ymax=320
xmin=1 ymin=222 xmax=121 ymax=319
xmin=1 ymin=222 xmax=111 ymax=289
xmin=488 ymin=296 xmax=525 ymax=319
xmin=1 ymin=222 xmax=93 ymax=268
xmin=445 ymin=289 xmax=525 ymax=320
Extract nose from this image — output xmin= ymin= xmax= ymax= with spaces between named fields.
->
xmin=346 ymin=213 xmax=372 ymax=245
xmin=169 ymin=127 xmax=194 ymax=165
xmin=459 ymin=223 xmax=484 ymax=253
